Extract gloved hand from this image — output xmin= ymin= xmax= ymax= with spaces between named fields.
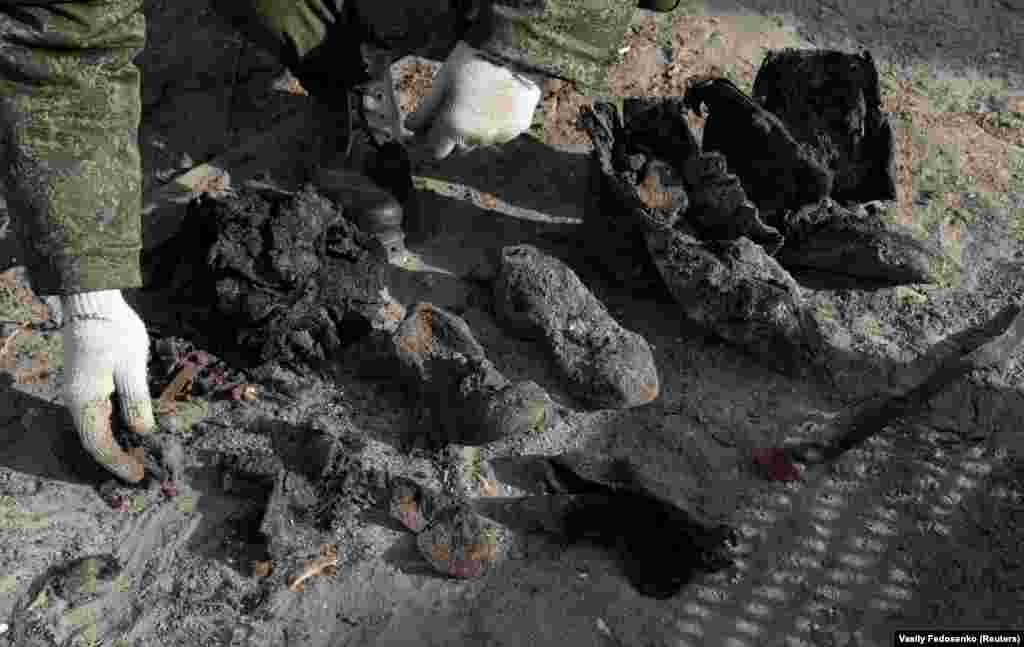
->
xmin=62 ymin=290 xmax=155 ymax=483
xmin=405 ymin=41 xmax=542 ymax=160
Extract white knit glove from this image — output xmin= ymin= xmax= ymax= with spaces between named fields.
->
xmin=405 ymin=41 xmax=542 ymax=159
xmin=62 ymin=290 xmax=155 ymax=483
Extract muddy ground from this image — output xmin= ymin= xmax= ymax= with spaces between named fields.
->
xmin=1 ymin=0 xmax=1023 ymax=646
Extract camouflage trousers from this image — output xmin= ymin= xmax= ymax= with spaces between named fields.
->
xmin=0 ymin=0 xmax=370 ymax=296
xmin=1 ymin=1 xmax=148 ymax=295
xmin=1 ymin=1 xmax=660 ymax=295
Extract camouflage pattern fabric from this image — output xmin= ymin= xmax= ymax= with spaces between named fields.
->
xmin=210 ymin=0 xmax=367 ymax=109
xmin=1 ymin=0 xmax=670 ymax=295
xmin=1 ymin=1 xmax=147 ymax=295
xmin=462 ymin=0 xmax=642 ymax=93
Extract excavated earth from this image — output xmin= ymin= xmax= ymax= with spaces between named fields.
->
xmin=1 ymin=1 xmax=1023 ymax=646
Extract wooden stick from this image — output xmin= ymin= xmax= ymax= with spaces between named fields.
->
xmin=286 ymin=544 xmax=339 ymax=592
xmin=156 ymin=364 xmax=198 ymax=416
xmin=792 ymin=303 xmax=1024 ymax=464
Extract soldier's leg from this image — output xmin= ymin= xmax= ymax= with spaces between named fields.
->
xmin=209 ymin=0 xmax=371 ymax=105
xmin=0 ymin=1 xmax=147 ymax=296
xmin=210 ymin=0 xmax=413 ymax=259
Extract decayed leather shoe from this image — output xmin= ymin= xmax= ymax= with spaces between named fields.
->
xmin=310 ymin=85 xmax=414 ymax=262
xmin=316 ymin=166 xmax=406 ymax=261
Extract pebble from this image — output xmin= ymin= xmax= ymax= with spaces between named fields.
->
xmin=656 ymin=44 xmax=673 ymax=66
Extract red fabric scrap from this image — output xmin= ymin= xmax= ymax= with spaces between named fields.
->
xmin=752 ymin=447 xmax=800 ymax=482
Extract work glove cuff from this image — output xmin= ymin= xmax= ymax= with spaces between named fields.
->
xmin=452 ymin=42 xmax=542 ymax=90
xmin=63 ymin=289 xmax=128 ymax=322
